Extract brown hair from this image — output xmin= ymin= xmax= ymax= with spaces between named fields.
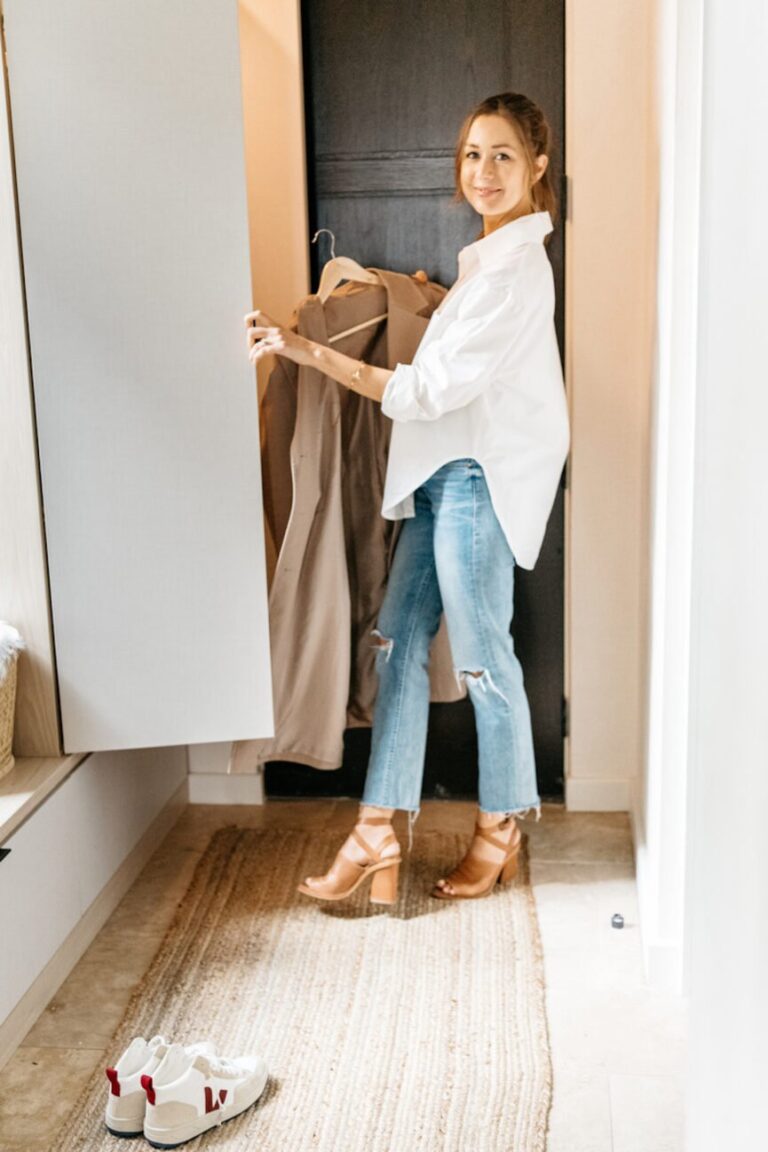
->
xmin=453 ymin=92 xmax=558 ymax=239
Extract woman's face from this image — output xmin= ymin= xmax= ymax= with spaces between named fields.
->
xmin=460 ymin=114 xmax=547 ymax=223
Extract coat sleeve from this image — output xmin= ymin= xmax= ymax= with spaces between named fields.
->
xmin=380 ymin=277 xmax=522 ymax=422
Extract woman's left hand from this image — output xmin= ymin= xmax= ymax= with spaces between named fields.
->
xmin=244 ymin=308 xmax=312 ymax=367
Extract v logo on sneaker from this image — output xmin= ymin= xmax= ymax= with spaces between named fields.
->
xmin=204 ymin=1086 xmax=228 ymax=1113
xmin=142 ymin=1047 xmax=268 ymax=1148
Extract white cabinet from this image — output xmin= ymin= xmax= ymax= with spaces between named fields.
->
xmin=0 ymin=747 xmax=186 ymax=1036
xmin=2 ymin=0 xmax=274 ymax=752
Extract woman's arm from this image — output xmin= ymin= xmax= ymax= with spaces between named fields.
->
xmin=244 ymin=308 xmax=393 ymax=402
xmin=307 ymin=342 xmax=393 ymax=402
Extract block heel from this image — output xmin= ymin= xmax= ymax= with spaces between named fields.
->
xmin=499 ymin=853 xmax=519 ymax=885
xmin=370 ymin=860 xmax=399 ymax=904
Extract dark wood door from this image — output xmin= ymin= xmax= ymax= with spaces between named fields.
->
xmin=266 ymin=0 xmax=566 ymax=802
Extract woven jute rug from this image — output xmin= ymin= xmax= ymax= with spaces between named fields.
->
xmin=58 ymin=825 xmax=553 ymax=1151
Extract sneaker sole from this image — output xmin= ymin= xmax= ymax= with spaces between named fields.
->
xmin=143 ymin=1069 xmax=269 ymax=1149
xmin=105 ymin=1112 xmax=145 ymax=1138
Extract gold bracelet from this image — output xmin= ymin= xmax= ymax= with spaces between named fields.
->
xmin=350 ymin=360 xmax=365 ymax=392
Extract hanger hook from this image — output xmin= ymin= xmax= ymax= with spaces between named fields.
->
xmin=311 ymin=227 xmax=337 ymax=261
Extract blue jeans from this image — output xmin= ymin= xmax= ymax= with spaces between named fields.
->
xmin=361 ymin=458 xmax=541 ymax=835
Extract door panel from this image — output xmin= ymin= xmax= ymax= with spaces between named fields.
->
xmin=266 ymin=0 xmax=565 ymax=799
xmin=3 ymin=0 xmax=273 ymax=751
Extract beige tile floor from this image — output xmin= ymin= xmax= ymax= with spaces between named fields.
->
xmin=0 ymin=800 xmax=687 ymax=1152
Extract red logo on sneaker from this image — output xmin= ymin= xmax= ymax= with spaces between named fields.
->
xmin=105 ymin=1068 xmax=120 ymax=1097
xmin=141 ymin=1074 xmax=156 ymax=1105
xmin=204 ymin=1087 xmax=228 ymax=1113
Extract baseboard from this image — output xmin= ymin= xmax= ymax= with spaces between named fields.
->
xmin=0 ymin=777 xmax=188 ymax=1073
xmin=187 ymin=771 xmax=264 ymax=805
xmin=564 ymin=775 xmax=631 ymax=811
xmin=630 ymin=791 xmax=685 ymax=995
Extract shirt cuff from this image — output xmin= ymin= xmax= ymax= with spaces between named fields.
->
xmin=381 ymin=362 xmax=423 ymax=422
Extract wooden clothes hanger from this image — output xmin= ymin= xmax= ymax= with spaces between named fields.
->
xmin=312 ymin=228 xmax=387 ymax=344
xmin=317 ymin=255 xmax=380 ymax=302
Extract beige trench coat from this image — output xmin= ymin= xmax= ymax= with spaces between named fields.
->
xmin=230 ymin=267 xmax=464 ymax=774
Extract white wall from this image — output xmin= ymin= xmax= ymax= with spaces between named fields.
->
xmin=634 ymin=0 xmax=702 ymax=993
xmin=238 ymin=0 xmax=310 ymax=368
xmin=683 ymin=1 xmax=768 ymax=1146
xmin=565 ymin=0 xmax=657 ymax=811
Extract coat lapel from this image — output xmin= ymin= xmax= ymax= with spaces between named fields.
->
xmin=369 ymin=267 xmax=437 ymax=368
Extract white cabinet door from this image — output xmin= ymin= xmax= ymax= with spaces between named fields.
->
xmin=2 ymin=0 xmax=274 ymax=751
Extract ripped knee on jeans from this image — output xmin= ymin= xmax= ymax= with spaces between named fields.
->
xmin=370 ymin=628 xmax=394 ymax=663
xmin=454 ymin=667 xmax=510 ymax=706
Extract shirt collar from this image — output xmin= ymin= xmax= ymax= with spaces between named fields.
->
xmin=458 ymin=210 xmax=553 ymax=276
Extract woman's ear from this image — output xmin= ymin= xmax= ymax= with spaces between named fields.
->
xmin=532 ymin=154 xmax=549 ymax=184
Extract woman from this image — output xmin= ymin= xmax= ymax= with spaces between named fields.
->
xmin=245 ymin=92 xmax=569 ymax=905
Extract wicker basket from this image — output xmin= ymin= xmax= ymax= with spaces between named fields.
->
xmin=0 ymin=624 xmax=25 ymax=781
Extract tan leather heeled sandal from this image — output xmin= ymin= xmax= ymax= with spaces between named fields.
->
xmin=431 ymin=815 xmax=522 ymax=900
xmin=297 ymin=816 xmax=401 ymax=905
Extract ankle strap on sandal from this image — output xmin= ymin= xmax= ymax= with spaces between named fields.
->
xmin=351 ymin=826 xmax=398 ymax=862
xmin=474 ymin=819 xmax=521 ymax=853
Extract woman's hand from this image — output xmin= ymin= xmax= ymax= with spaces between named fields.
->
xmin=245 ymin=303 xmax=392 ymax=399
xmin=244 ymin=308 xmax=313 ymax=367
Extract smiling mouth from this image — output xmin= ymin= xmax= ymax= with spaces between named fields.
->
xmin=474 ymin=187 xmax=501 ymax=195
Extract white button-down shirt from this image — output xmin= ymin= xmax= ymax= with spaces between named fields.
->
xmin=380 ymin=209 xmax=569 ymax=570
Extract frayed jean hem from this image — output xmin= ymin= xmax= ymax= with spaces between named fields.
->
xmin=476 ymin=802 xmax=542 ymax=822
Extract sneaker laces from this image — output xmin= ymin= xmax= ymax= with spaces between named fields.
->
xmin=196 ymin=1053 xmax=246 ymax=1078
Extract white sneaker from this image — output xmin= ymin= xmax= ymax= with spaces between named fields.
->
xmin=141 ymin=1043 xmax=269 ymax=1149
xmin=104 ymin=1036 xmax=216 ymax=1137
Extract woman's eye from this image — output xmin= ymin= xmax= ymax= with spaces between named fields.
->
xmin=465 ymin=151 xmax=512 ymax=161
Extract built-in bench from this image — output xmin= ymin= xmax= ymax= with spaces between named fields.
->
xmin=0 ymin=747 xmax=187 ymax=1072
xmin=0 ymin=754 xmax=88 ymax=845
